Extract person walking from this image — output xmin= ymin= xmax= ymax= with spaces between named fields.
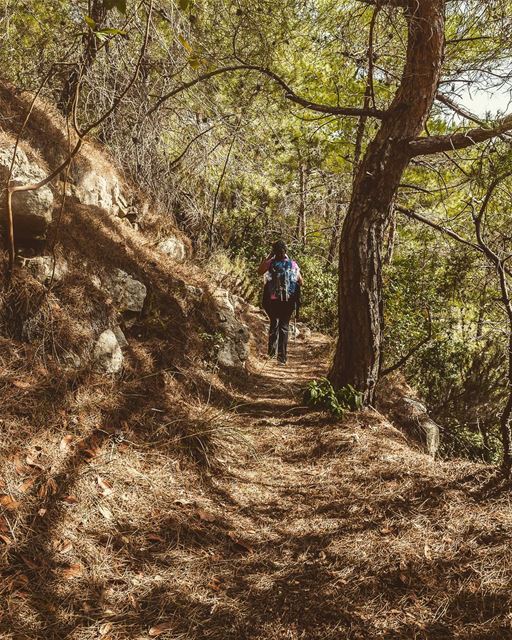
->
xmin=258 ymin=240 xmax=303 ymax=365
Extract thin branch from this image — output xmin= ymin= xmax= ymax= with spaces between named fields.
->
xmin=435 ymin=93 xmax=487 ymax=126
xmin=396 ymin=204 xmax=482 ymax=253
xmin=355 ymin=0 xmax=406 ymax=6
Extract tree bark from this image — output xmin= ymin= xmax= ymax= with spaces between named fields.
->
xmin=326 ymin=200 xmax=343 ymax=266
xmin=329 ymin=0 xmax=445 ymax=404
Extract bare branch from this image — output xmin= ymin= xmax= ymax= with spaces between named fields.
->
xmin=355 ymin=0 xmax=407 ymax=7
xmin=396 ymin=204 xmax=482 ymax=253
xmin=435 ymin=93 xmax=487 ymax=126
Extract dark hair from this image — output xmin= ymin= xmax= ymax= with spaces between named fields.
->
xmin=272 ymin=240 xmax=287 ymax=255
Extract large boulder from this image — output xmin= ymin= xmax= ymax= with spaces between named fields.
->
xmin=93 ymin=329 xmax=123 ymax=373
xmin=0 ymin=145 xmax=53 ymax=244
xmin=212 ymin=288 xmax=249 ymax=368
xmin=157 ymin=235 xmax=187 ymax=262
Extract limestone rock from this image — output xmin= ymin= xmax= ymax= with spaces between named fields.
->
xmin=376 ymin=373 xmax=440 ymax=457
xmin=212 ymin=288 xmax=249 ymax=368
xmin=0 ymin=145 xmax=53 ymax=243
xmin=93 ymin=329 xmax=123 ymax=373
xmin=22 ymin=255 xmax=68 ymax=285
xmin=104 ymin=268 xmax=147 ymax=314
xmin=72 ymin=163 xmax=123 ymax=214
xmin=157 ymin=236 xmax=187 ymax=262
xmin=112 ymin=324 xmax=128 ymax=349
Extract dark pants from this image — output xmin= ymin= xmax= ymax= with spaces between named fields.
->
xmin=268 ymin=300 xmax=295 ymax=362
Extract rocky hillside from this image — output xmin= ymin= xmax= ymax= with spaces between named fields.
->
xmin=0 ymin=81 xmax=250 ymax=376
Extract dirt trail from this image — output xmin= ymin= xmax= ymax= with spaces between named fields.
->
xmin=187 ymin=334 xmax=512 ymax=640
xmin=3 ymin=332 xmax=512 ymax=640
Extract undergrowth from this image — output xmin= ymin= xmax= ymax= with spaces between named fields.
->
xmin=303 ymin=378 xmax=363 ymax=417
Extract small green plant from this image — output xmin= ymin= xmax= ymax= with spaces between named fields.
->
xmin=303 ymin=378 xmax=363 ymax=417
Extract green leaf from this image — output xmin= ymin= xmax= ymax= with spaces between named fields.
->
xmin=84 ymin=15 xmax=96 ymax=29
xmin=179 ymin=0 xmax=190 ymax=10
xmin=98 ymin=27 xmax=127 ymax=37
xmin=178 ymin=35 xmax=193 ymax=53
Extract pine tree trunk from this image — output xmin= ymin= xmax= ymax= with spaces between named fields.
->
xmin=329 ymin=0 xmax=445 ymax=404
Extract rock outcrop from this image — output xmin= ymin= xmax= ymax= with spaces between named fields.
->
xmin=71 ymin=157 xmax=124 ymax=215
xmin=103 ymin=268 xmax=147 ymax=315
xmin=22 ymin=255 xmax=68 ymax=285
xmin=0 ymin=145 xmax=53 ymax=244
xmin=212 ymin=288 xmax=249 ymax=368
xmin=376 ymin=373 xmax=440 ymax=457
xmin=157 ymin=236 xmax=187 ymax=262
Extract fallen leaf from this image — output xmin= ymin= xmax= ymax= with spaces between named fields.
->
xmin=12 ymin=379 xmax=31 ymax=389
xmin=60 ymin=435 xmax=73 ymax=451
xmin=0 ymin=494 xmax=20 ymax=511
xmin=63 ymin=495 xmax=78 ymax=504
xmin=13 ymin=456 xmax=27 ymax=475
xmin=226 ymin=531 xmax=252 ymax=554
xmin=53 ymin=538 xmax=73 ymax=554
xmin=21 ymin=555 xmax=40 ymax=570
xmin=97 ymin=476 xmax=113 ymax=496
xmin=99 ymin=622 xmax=113 ymax=636
xmin=25 ymin=454 xmax=44 ymax=471
xmin=38 ymin=478 xmax=58 ymax=498
xmin=61 ymin=563 xmax=83 ymax=579
xmin=38 ymin=508 xmax=47 ymax=517
xmin=0 ymin=533 xmax=11 ymax=545
xmin=149 ymin=622 xmax=174 ymax=637
xmin=19 ymin=477 xmax=36 ymax=493
xmin=196 ymin=508 xmax=215 ymax=522
xmin=98 ymin=504 xmax=113 ymax=520
xmin=208 ymin=577 xmax=222 ymax=591
xmin=147 ymin=533 xmax=165 ymax=543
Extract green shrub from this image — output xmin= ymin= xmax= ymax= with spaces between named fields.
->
xmin=303 ymin=378 xmax=363 ymax=417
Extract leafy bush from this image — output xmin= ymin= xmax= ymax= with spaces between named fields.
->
xmin=303 ymin=378 xmax=363 ymax=417
xmin=294 ymin=254 xmax=338 ymax=332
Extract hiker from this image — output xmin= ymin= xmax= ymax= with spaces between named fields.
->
xmin=258 ymin=240 xmax=303 ymax=365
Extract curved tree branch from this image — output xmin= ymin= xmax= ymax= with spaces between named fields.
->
xmin=146 ymin=64 xmax=387 ymax=120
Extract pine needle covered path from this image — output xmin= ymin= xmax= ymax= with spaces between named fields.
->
xmin=2 ymin=332 xmax=512 ymax=639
